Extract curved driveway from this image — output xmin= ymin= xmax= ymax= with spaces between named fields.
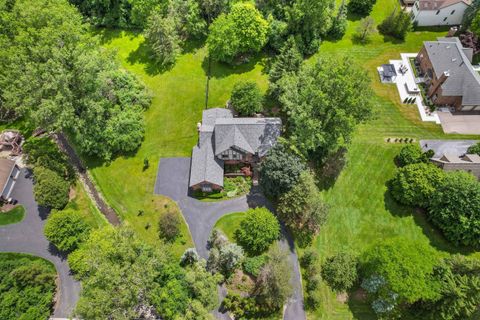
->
xmin=0 ymin=169 xmax=80 ymax=318
xmin=155 ymin=158 xmax=306 ymax=320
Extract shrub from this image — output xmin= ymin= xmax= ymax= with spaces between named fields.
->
xmin=321 ymin=252 xmax=358 ymax=292
xmin=219 ymin=243 xmax=244 ymax=276
xmin=236 ymin=207 xmax=280 ymax=254
xmin=404 ymin=142 xmax=417 ymax=152
xmin=207 ymin=228 xmax=228 ymax=250
xmin=300 ymin=248 xmax=319 ymax=269
xmin=428 ymin=171 xmax=480 ymax=246
xmin=390 ymin=163 xmax=445 ymax=208
xmin=378 ymin=9 xmax=411 ymax=40
xmin=230 ymin=81 xmax=263 ymax=116
xmin=180 ymin=248 xmax=199 ymax=266
xmin=33 ymin=166 xmax=70 ymax=210
xmin=159 ymin=211 xmax=181 ymax=242
xmin=44 ymin=209 xmax=91 ymax=252
xmin=467 ymin=142 xmax=480 ymax=155
xmin=259 ymin=144 xmax=306 ymax=199
xmin=348 ymin=0 xmax=376 ymax=16
xmin=223 ymin=293 xmax=259 ymax=319
xmin=243 ymin=255 xmax=267 ymax=277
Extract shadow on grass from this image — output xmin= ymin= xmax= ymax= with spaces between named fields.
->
xmin=347 ymin=288 xmax=377 ymax=320
xmin=316 ymin=148 xmax=347 ymax=191
xmin=347 ymin=11 xmax=366 ymax=22
xmin=203 ymin=53 xmax=267 ymax=79
xmin=381 ymin=34 xmax=406 ymax=44
xmin=383 ymin=186 xmax=478 ymax=255
xmin=127 ymin=41 xmax=174 ymax=76
xmin=91 ymin=28 xmax=141 ymax=45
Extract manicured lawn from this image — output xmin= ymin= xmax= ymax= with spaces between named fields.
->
xmin=65 ymin=183 xmax=108 ymax=229
xmin=85 ymin=29 xmax=267 ymax=258
xmin=0 ymin=206 xmax=25 ymax=225
xmin=213 ymin=211 xmax=246 ymax=241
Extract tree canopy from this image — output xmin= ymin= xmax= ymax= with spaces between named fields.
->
xmin=207 ymin=2 xmax=269 ymax=63
xmin=279 ymin=56 xmax=373 ymax=162
xmin=44 ymin=209 xmax=91 ymax=252
xmin=230 ymin=81 xmax=263 ymax=116
xmin=33 ymin=166 xmax=70 ymax=210
xmin=236 ymin=207 xmax=280 ymax=254
xmin=321 ymin=252 xmax=358 ymax=292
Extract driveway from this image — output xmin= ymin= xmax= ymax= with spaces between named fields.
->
xmin=0 ymin=169 xmax=80 ymax=318
xmin=438 ymin=111 xmax=480 ymax=135
xmin=155 ymin=158 xmax=306 ymax=320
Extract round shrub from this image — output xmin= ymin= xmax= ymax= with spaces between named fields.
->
xmin=390 ymin=163 xmax=445 ymax=208
xmin=44 ymin=209 xmax=91 ymax=252
xmin=396 ymin=144 xmax=428 ymax=167
xmin=159 ymin=210 xmax=181 ymax=242
xmin=321 ymin=252 xmax=358 ymax=292
xmin=180 ymin=248 xmax=199 ymax=266
xmin=428 ymin=171 xmax=480 ymax=247
xmin=348 ymin=0 xmax=376 ymax=16
xmin=243 ymin=255 xmax=267 ymax=277
xmin=230 ymin=81 xmax=263 ymax=116
xmin=33 ymin=166 xmax=70 ymax=210
xmin=236 ymin=208 xmax=280 ymax=254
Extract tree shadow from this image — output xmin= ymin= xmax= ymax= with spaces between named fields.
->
xmin=351 ymin=34 xmax=373 ymax=46
xmin=383 ymin=184 xmax=478 ymax=255
xmin=38 ymin=205 xmax=50 ymax=220
xmin=347 ymin=287 xmax=377 ymax=320
xmin=91 ymin=28 xmax=141 ymax=45
xmin=47 ymin=242 xmax=69 ymax=261
xmin=316 ymin=148 xmax=347 ymax=191
xmin=203 ymin=53 xmax=267 ymax=79
xmin=127 ymin=41 xmax=174 ymax=76
xmin=347 ymin=11 xmax=366 ymax=22
xmin=381 ymin=34 xmax=406 ymax=44
xmin=182 ymin=38 xmax=205 ymax=54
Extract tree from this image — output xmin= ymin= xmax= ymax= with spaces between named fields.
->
xmin=277 ymin=171 xmax=328 ymax=243
xmin=428 ymin=171 xmax=480 ymax=247
xmin=219 ymin=243 xmax=245 ymax=276
xmin=355 ymin=17 xmax=376 ymax=43
xmin=464 ymin=2 xmax=480 ymax=32
xmin=230 ymin=81 xmax=263 ymax=115
xmin=33 ymin=167 xmax=70 ymax=210
xmin=70 ymin=0 xmax=132 ymax=28
xmin=200 ymin=0 xmax=232 ymax=22
xmin=378 ymin=8 xmax=411 ymax=40
xmin=159 ymin=210 xmax=181 ymax=242
xmin=130 ymin=0 xmax=166 ymax=28
xmin=360 ymin=238 xmax=440 ymax=307
xmin=207 ymin=2 xmax=269 ymax=63
xmin=181 ymin=248 xmax=199 ymax=266
xmin=279 ymin=57 xmax=373 ymax=162
xmin=184 ymin=261 xmax=222 ymax=312
xmin=329 ymin=0 xmax=348 ymax=40
xmin=259 ymin=144 xmax=306 ymax=198
xmin=467 ymin=142 xmax=480 ymax=155
xmin=0 ymin=254 xmax=56 ymax=320
xmin=144 ymin=14 xmax=181 ymax=67
xmin=390 ymin=163 xmax=445 ymax=208
xmin=421 ymin=255 xmax=480 ymax=320
xmin=396 ymin=144 xmax=430 ymax=167
xmin=321 ymin=252 xmax=358 ymax=292
xmin=253 ymin=245 xmax=293 ymax=311
xmin=169 ymin=0 xmax=206 ymax=39
xmin=268 ymin=36 xmax=303 ymax=99
xmin=44 ymin=209 xmax=91 ymax=252
xmin=348 ymin=0 xmax=376 ymax=16
xmin=236 ymin=208 xmax=280 ymax=254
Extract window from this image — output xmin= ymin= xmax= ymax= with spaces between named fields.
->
xmin=436 ymin=10 xmax=440 ymax=15
xmin=443 ymin=17 xmax=447 ymax=21
xmin=450 ymin=10 xmax=455 ymax=14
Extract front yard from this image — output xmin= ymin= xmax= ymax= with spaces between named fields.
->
xmin=83 ymin=1 xmax=480 ymax=317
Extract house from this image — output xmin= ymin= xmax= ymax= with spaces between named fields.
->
xmin=420 ymin=140 xmax=480 ymax=178
xmin=410 ymin=0 xmax=471 ymax=26
xmin=0 ymin=159 xmax=20 ymax=201
xmin=189 ymin=108 xmax=282 ymax=192
xmin=416 ymin=37 xmax=480 ymax=111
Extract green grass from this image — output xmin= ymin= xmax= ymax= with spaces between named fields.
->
xmin=0 ymin=205 xmax=25 ymax=225
xmin=64 ymin=183 xmax=108 ymax=229
xmin=213 ymin=211 xmax=246 ymax=241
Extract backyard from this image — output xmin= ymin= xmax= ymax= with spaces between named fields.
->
xmin=82 ymin=0 xmax=480 ymax=317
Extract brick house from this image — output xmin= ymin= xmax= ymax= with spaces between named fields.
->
xmin=189 ymin=108 xmax=282 ymax=192
xmin=416 ymin=37 xmax=480 ymax=112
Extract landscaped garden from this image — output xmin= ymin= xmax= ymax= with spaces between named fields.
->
xmin=0 ymin=206 xmax=25 ymax=226
xmin=192 ymin=177 xmax=252 ymax=201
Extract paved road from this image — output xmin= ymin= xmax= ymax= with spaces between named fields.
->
xmin=155 ymin=158 xmax=306 ymax=320
xmin=0 ymin=169 xmax=81 ymax=318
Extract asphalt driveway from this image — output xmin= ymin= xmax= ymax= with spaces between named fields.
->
xmin=154 ymin=158 xmax=306 ymax=320
xmin=0 ymin=169 xmax=80 ymax=318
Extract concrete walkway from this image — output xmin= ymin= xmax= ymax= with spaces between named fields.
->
xmin=155 ymin=158 xmax=306 ymax=320
xmin=0 ymin=169 xmax=80 ymax=318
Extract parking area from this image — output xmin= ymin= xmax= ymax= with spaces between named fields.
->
xmin=153 ymin=157 xmax=191 ymax=201
xmin=438 ymin=111 xmax=480 ymax=135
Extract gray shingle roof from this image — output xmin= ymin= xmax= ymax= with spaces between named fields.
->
xmin=424 ymin=37 xmax=480 ymax=106
xmin=189 ymin=131 xmax=224 ymax=187
xmin=189 ymin=108 xmax=282 ymax=187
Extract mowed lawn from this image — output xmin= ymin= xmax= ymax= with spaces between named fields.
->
xmin=86 ymin=29 xmax=268 ymax=257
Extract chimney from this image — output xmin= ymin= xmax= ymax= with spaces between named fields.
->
xmin=428 ymin=71 xmax=449 ymax=98
xmin=447 ymin=27 xmax=458 ymax=37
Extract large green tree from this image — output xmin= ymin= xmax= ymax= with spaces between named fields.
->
xmin=428 ymin=171 xmax=480 ymax=247
xmin=230 ymin=81 xmax=263 ymax=116
xmin=33 ymin=167 xmax=70 ymax=210
xmin=236 ymin=207 xmax=280 ymax=254
xmin=207 ymin=2 xmax=269 ymax=63
xmin=145 ymin=14 xmax=181 ymax=67
xmin=279 ymin=57 xmax=373 ymax=162
xmin=321 ymin=252 xmax=358 ymax=292
xmin=44 ymin=209 xmax=91 ymax=252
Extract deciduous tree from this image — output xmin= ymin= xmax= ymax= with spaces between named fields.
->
xmin=44 ymin=209 xmax=91 ymax=252
xmin=321 ymin=252 xmax=358 ymax=292
xmin=33 ymin=167 xmax=70 ymax=210
xmin=236 ymin=207 xmax=280 ymax=254
xmin=230 ymin=81 xmax=263 ymax=115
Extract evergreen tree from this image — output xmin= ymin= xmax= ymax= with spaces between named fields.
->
xmin=330 ymin=0 xmax=348 ymax=40
xmin=378 ymin=8 xmax=411 ymax=40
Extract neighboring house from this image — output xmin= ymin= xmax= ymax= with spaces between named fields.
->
xmin=0 ymin=159 xmax=20 ymax=200
xmin=189 ymin=108 xmax=282 ymax=192
xmin=416 ymin=37 xmax=480 ymax=111
xmin=410 ymin=0 xmax=471 ymax=26
xmin=420 ymin=140 xmax=480 ymax=178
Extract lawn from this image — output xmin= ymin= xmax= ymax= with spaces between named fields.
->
xmin=65 ymin=183 xmax=108 ymax=229
xmin=85 ymin=29 xmax=268 ymax=258
xmin=0 ymin=205 xmax=25 ymax=225
xmin=83 ymin=1 xmax=480 ymax=317
xmin=213 ymin=211 xmax=246 ymax=241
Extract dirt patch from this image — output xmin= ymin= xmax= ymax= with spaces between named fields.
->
xmin=1 ymin=204 xmax=16 ymax=212
xmin=68 ymin=186 xmax=77 ymax=201
xmin=226 ymin=269 xmax=255 ymax=295
xmin=336 ymin=292 xmax=348 ymax=303
xmin=352 ymin=288 xmax=368 ymax=302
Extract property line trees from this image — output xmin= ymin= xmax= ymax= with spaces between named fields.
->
xmin=0 ymin=0 xmax=151 ymax=161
